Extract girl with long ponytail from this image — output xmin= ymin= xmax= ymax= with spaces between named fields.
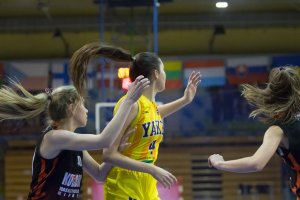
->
xmin=0 ymin=42 xmax=150 ymax=200
xmin=74 ymin=43 xmax=202 ymax=199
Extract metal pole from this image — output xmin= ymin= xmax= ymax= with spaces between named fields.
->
xmin=153 ymin=0 xmax=159 ymax=54
xmin=99 ymin=0 xmax=105 ymax=42
xmin=98 ymin=0 xmax=106 ymax=100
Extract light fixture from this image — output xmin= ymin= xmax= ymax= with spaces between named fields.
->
xmin=216 ymin=1 xmax=228 ymax=8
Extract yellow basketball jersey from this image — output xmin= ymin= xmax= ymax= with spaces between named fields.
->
xmin=114 ymin=95 xmax=163 ymax=164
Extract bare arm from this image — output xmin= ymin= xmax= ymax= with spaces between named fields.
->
xmin=102 ymin=102 xmax=177 ymax=188
xmin=81 ymin=129 xmax=135 ymax=183
xmin=208 ymin=125 xmax=284 ymax=173
xmin=158 ymin=71 xmax=201 ymax=118
xmin=82 ymin=151 xmax=113 ymax=182
xmin=41 ymin=76 xmax=150 ymax=157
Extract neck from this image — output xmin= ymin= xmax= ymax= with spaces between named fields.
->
xmin=56 ymin=120 xmax=77 ymax=132
xmin=142 ymin=85 xmax=157 ymax=101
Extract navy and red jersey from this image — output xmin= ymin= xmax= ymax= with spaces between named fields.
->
xmin=276 ymin=120 xmax=300 ymax=199
xmin=27 ymin=127 xmax=83 ymax=200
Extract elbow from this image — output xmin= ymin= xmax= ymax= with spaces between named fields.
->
xmin=97 ymin=135 xmax=114 ymax=149
xmin=102 ymin=154 xmax=111 ymax=163
xmin=102 ymin=151 xmax=114 ymax=163
xmin=251 ymin=157 xmax=265 ymax=172
xmin=253 ymin=163 xmax=264 ymax=172
xmin=95 ymin=176 xmax=106 ymax=183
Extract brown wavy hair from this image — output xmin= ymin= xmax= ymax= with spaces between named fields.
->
xmin=69 ymin=42 xmax=162 ymax=96
xmin=241 ymin=67 xmax=300 ymax=124
xmin=69 ymin=42 xmax=133 ymax=96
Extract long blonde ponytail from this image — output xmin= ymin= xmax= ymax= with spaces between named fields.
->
xmin=0 ymin=81 xmax=48 ymax=121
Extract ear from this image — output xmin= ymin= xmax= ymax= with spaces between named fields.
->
xmin=153 ymin=69 xmax=159 ymax=80
xmin=68 ymin=104 xmax=76 ymax=116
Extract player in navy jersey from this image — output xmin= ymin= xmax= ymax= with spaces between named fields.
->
xmin=0 ymin=43 xmax=151 ymax=199
xmin=208 ymin=67 xmax=300 ymax=200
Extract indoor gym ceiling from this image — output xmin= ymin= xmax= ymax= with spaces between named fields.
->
xmin=0 ymin=0 xmax=300 ymax=59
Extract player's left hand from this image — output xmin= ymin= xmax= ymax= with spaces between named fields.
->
xmin=183 ymin=71 xmax=201 ymax=103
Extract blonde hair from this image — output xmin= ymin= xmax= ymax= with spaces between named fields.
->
xmin=242 ymin=67 xmax=300 ymax=124
xmin=0 ymin=81 xmax=80 ymax=126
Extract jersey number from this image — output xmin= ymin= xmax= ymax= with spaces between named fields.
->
xmin=149 ymin=140 xmax=157 ymax=150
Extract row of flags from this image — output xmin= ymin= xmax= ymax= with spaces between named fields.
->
xmin=1 ymin=54 xmax=300 ymax=91
xmin=167 ymin=54 xmax=300 ymax=88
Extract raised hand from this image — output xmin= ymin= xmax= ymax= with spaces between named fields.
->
xmin=183 ymin=71 xmax=201 ymax=103
xmin=126 ymin=75 xmax=150 ymax=103
xmin=208 ymin=154 xmax=224 ymax=168
xmin=151 ymin=166 xmax=177 ymax=189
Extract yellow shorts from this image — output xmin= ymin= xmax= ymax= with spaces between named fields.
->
xmin=104 ymin=166 xmax=160 ymax=200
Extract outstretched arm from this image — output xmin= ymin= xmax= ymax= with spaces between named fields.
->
xmin=41 ymin=76 xmax=150 ymax=157
xmin=158 ymin=71 xmax=201 ymax=118
xmin=208 ymin=125 xmax=284 ymax=173
xmin=82 ymin=128 xmax=137 ymax=182
xmin=82 ymin=151 xmax=113 ymax=182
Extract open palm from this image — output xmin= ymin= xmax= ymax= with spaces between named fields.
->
xmin=184 ymin=71 xmax=202 ymax=103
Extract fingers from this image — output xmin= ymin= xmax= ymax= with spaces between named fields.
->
xmin=160 ymin=173 xmax=177 ymax=189
xmin=124 ymin=127 xmax=137 ymax=137
xmin=208 ymin=154 xmax=224 ymax=168
xmin=133 ymin=75 xmax=145 ymax=85
xmin=127 ymin=76 xmax=150 ymax=102
xmin=188 ymin=71 xmax=202 ymax=87
xmin=133 ymin=77 xmax=150 ymax=93
xmin=118 ymin=142 xmax=131 ymax=151
xmin=188 ymin=71 xmax=195 ymax=82
xmin=168 ymin=173 xmax=178 ymax=186
xmin=191 ymin=71 xmax=201 ymax=83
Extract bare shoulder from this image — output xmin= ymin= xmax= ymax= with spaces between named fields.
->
xmin=41 ymin=130 xmax=72 ymax=159
xmin=265 ymin=125 xmax=284 ymax=138
xmin=44 ymin=129 xmax=75 ymax=143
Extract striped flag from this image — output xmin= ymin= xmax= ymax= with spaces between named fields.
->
xmin=96 ymin=61 xmax=120 ymax=89
xmin=51 ymin=61 xmax=97 ymax=90
xmin=5 ymin=62 xmax=49 ymax=90
xmin=164 ymin=60 xmax=183 ymax=89
xmin=272 ymin=55 xmax=300 ymax=68
xmin=226 ymin=56 xmax=270 ymax=85
xmin=50 ymin=62 xmax=70 ymax=88
xmin=184 ymin=59 xmax=225 ymax=87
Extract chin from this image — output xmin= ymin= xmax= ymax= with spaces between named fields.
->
xmin=158 ymin=87 xmax=165 ymax=92
xmin=79 ymin=121 xmax=87 ymax=128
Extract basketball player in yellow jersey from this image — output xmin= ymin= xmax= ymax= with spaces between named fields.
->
xmin=102 ymin=51 xmax=201 ymax=200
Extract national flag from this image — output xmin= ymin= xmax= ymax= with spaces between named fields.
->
xmin=271 ymin=55 xmax=300 ymax=68
xmin=164 ymin=60 xmax=183 ymax=89
xmin=96 ymin=59 xmax=122 ymax=89
xmin=226 ymin=56 xmax=270 ymax=85
xmin=50 ymin=62 xmax=70 ymax=88
xmin=5 ymin=62 xmax=49 ymax=90
xmin=184 ymin=59 xmax=225 ymax=87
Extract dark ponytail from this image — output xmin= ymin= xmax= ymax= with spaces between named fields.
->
xmin=129 ymin=52 xmax=161 ymax=82
xmin=70 ymin=42 xmax=134 ymax=96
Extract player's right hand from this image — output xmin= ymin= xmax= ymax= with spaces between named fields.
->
xmin=152 ymin=166 xmax=177 ymax=189
xmin=125 ymin=75 xmax=150 ymax=103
